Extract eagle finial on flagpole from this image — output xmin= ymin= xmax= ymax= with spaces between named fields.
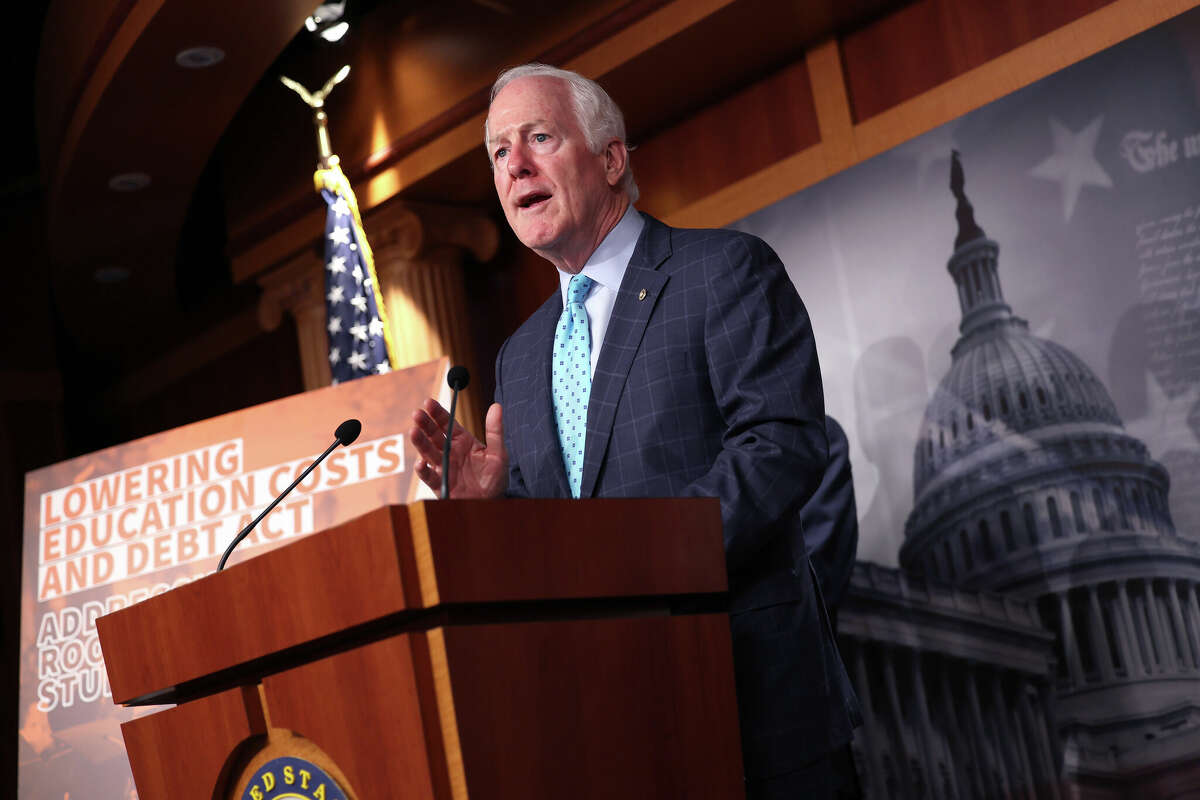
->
xmin=280 ymin=65 xmax=352 ymax=169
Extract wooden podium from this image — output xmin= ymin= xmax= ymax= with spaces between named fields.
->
xmin=97 ymin=498 xmax=747 ymax=799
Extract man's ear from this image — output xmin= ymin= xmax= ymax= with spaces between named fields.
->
xmin=604 ymin=140 xmax=628 ymax=188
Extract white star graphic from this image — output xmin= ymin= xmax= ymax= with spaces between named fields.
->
xmin=375 ymin=362 xmax=392 ymax=375
xmin=892 ymin=121 xmax=960 ymax=189
xmin=329 ymin=347 xmax=341 ymax=365
xmin=368 ymin=317 xmax=385 ymax=337
xmin=348 ymin=351 xmax=368 ymax=371
xmin=351 ymin=264 xmax=364 ymax=283
xmin=331 ymin=196 xmax=351 ymax=218
xmin=327 ymin=285 xmax=345 ymax=304
xmin=327 ymin=315 xmax=342 ymax=334
xmin=327 ymin=255 xmax=347 ymax=274
xmin=1029 ymin=116 xmax=1113 ymax=222
xmin=328 ymin=226 xmax=351 ymax=246
xmin=349 ymin=323 xmax=368 ymax=342
xmin=1124 ymin=370 xmax=1200 ymax=460
xmin=350 ymin=293 xmax=368 ymax=313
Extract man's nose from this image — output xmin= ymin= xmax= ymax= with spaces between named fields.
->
xmin=507 ymin=143 xmax=534 ymax=177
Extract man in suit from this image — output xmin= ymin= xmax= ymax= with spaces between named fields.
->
xmin=409 ymin=63 xmax=860 ymax=798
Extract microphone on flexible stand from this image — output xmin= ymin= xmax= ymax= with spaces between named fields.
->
xmin=441 ymin=366 xmax=470 ymax=499
xmin=216 ymin=418 xmax=362 ymax=571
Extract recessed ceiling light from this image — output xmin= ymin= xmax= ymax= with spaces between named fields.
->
xmin=108 ymin=172 xmax=151 ymax=192
xmin=175 ymin=46 xmax=225 ymax=68
xmin=94 ymin=266 xmax=131 ymax=284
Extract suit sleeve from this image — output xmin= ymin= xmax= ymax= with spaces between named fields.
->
xmin=493 ymin=335 xmax=531 ymax=499
xmin=681 ymin=233 xmax=829 ymax=573
xmin=801 ymin=415 xmax=859 ymax=613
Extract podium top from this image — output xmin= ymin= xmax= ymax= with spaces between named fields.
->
xmin=97 ymin=497 xmax=726 ymax=705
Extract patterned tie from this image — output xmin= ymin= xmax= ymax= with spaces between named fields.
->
xmin=553 ymin=273 xmax=595 ymax=498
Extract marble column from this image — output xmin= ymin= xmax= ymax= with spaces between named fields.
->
xmin=1057 ymin=592 xmax=1086 ymax=686
xmin=851 ymin=643 xmax=887 ymax=798
xmin=882 ymin=647 xmax=917 ymax=799
xmin=368 ymin=202 xmax=499 ymax=438
xmin=1134 ymin=590 xmax=1160 ymax=672
xmin=1167 ymin=579 xmax=1193 ymax=671
xmin=1144 ymin=580 xmax=1176 ymax=670
xmin=909 ymin=651 xmax=946 ymax=800
xmin=966 ymin=666 xmax=1013 ymax=798
xmin=1037 ymin=683 xmax=1063 ymax=776
xmin=1117 ymin=580 xmax=1148 ymax=676
xmin=938 ymin=666 xmax=981 ymax=798
xmin=988 ymin=674 xmax=1030 ymax=799
xmin=1018 ymin=682 xmax=1061 ymax=800
xmin=1086 ymin=585 xmax=1116 ymax=682
xmin=258 ymin=249 xmax=331 ymax=390
xmin=1185 ymin=583 xmax=1200 ymax=670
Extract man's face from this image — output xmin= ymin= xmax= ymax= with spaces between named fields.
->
xmin=487 ymin=76 xmax=620 ymax=268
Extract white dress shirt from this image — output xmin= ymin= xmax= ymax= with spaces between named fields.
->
xmin=555 ymin=206 xmax=645 ymax=377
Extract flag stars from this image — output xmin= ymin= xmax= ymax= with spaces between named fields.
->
xmin=324 ymin=189 xmax=390 ymax=383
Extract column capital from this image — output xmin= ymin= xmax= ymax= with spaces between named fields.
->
xmin=368 ymin=200 xmax=500 ymax=265
xmin=255 ymin=248 xmax=331 ymax=390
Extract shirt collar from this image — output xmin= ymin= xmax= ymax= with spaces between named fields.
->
xmin=558 ymin=206 xmax=645 ymax=304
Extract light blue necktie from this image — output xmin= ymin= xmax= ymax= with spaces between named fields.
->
xmin=553 ymin=273 xmax=594 ymax=498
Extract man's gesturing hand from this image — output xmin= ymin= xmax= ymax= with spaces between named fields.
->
xmin=409 ymin=400 xmax=508 ymax=498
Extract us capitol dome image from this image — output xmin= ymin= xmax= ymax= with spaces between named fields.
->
xmin=837 ymin=152 xmax=1200 ymax=798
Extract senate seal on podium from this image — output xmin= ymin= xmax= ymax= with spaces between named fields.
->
xmin=240 ymin=756 xmax=349 ymax=800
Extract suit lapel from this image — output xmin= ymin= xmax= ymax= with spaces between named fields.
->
xmin=525 ymin=296 xmax=573 ymax=497
xmin=579 ymin=216 xmax=672 ymax=498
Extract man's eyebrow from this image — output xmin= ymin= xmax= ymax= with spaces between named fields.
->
xmin=488 ymin=118 xmax=552 ymax=146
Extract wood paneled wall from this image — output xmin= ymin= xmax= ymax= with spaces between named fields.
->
xmin=649 ymin=0 xmax=1195 ymax=232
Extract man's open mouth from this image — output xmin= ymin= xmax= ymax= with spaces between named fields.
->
xmin=518 ymin=192 xmax=551 ymax=209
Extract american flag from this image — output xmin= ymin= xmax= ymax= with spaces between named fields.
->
xmin=315 ymin=162 xmax=396 ymax=383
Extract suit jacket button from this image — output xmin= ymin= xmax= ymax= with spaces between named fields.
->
xmin=638 ymin=288 xmax=647 ymax=301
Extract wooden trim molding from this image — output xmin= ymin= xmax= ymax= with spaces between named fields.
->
xmin=666 ymin=0 xmax=1200 ymax=230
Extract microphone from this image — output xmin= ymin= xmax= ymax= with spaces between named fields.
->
xmin=216 ymin=419 xmax=362 ymax=571
xmin=442 ymin=366 xmax=470 ymax=499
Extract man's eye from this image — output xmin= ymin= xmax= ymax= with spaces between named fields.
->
xmin=533 ymin=133 xmax=549 ymax=143
xmin=494 ymin=147 xmax=508 ymax=160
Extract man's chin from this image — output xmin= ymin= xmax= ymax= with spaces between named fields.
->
xmin=513 ymin=224 xmax=562 ymax=255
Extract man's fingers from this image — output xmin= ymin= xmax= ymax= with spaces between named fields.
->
xmin=421 ymin=398 xmax=452 ymax=429
xmin=409 ymin=421 xmax=445 ymax=463
xmin=411 ymin=407 xmax=447 ymax=446
xmin=414 ymin=459 xmax=441 ymax=491
xmin=484 ymin=403 xmax=506 ymax=454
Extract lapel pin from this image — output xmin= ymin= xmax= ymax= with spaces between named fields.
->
xmin=638 ymin=288 xmax=647 ymax=301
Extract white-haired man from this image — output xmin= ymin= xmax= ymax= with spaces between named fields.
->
xmin=410 ymin=63 xmax=861 ymax=798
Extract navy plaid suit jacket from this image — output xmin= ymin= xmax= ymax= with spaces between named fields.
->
xmin=494 ymin=213 xmax=860 ymax=778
